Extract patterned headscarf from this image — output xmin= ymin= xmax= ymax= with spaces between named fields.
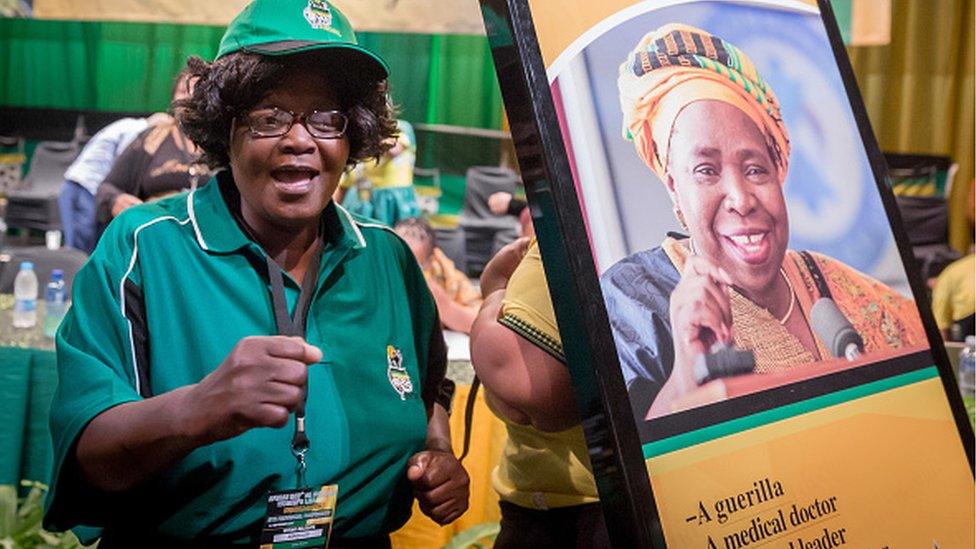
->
xmin=618 ymin=23 xmax=790 ymax=184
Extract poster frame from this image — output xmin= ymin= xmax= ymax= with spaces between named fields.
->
xmin=477 ymin=1 xmax=975 ymax=547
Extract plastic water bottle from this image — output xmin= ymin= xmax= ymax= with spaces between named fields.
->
xmin=12 ymin=261 xmax=38 ymax=328
xmin=958 ymin=336 xmax=976 ymax=400
xmin=44 ymin=269 xmax=67 ymax=338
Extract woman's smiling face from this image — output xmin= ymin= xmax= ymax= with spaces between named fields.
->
xmin=229 ymin=66 xmax=350 ymax=232
xmin=665 ymin=100 xmax=789 ymax=300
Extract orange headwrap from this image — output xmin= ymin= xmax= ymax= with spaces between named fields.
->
xmin=618 ymin=23 xmax=791 ymax=184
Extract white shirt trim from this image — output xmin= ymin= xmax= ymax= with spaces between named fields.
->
xmin=119 ymin=215 xmax=191 ymax=394
xmin=335 ymin=204 xmax=367 ymax=247
xmin=187 ymin=188 xmax=209 ymax=251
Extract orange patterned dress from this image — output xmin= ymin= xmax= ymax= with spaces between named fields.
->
xmin=662 ymin=239 xmax=927 ymax=374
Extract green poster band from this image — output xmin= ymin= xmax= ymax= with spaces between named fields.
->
xmin=643 ymin=366 xmax=939 ymax=460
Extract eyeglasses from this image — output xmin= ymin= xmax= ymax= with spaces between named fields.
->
xmin=241 ymin=107 xmax=348 ymax=139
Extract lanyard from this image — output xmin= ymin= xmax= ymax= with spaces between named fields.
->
xmin=265 ymin=239 xmax=323 ymax=488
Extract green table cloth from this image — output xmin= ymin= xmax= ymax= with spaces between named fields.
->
xmin=0 ymin=297 xmax=57 ymax=489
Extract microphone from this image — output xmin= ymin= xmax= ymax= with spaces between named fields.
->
xmin=811 ymin=297 xmax=864 ymax=360
xmin=693 ymin=342 xmax=756 ymax=385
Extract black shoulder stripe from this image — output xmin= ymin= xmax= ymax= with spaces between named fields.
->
xmin=422 ymin=321 xmax=448 ymax=410
xmin=123 ymin=279 xmax=152 ymax=397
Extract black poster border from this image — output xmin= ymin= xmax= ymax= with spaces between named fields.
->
xmin=478 ymin=1 xmax=975 ymax=547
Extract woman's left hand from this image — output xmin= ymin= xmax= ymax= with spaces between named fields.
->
xmin=406 ymin=449 xmax=470 ymax=525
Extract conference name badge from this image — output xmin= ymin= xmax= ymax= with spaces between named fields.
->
xmin=386 ymin=345 xmax=414 ymax=400
xmin=260 ymin=484 xmax=338 ymax=549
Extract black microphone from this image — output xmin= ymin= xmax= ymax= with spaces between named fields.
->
xmin=811 ymin=297 xmax=864 ymax=360
xmin=693 ymin=343 xmax=756 ymax=385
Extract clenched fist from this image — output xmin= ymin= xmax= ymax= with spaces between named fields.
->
xmin=181 ymin=335 xmax=322 ymax=445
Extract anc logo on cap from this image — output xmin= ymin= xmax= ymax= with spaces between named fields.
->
xmin=386 ymin=345 xmax=414 ymax=401
xmin=303 ymin=0 xmax=340 ymax=36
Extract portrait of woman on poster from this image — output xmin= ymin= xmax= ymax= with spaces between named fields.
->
xmin=600 ymin=24 xmax=927 ymax=426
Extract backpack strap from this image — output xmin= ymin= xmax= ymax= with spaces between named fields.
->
xmin=458 ymin=376 xmax=480 ymax=462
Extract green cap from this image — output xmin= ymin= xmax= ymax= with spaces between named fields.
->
xmin=216 ymin=0 xmax=388 ymax=80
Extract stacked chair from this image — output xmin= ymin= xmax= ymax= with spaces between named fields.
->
xmin=886 ymin=152 xmax=960 ymax=281
xmin=4 ymin=140 xmax=81 ymax=234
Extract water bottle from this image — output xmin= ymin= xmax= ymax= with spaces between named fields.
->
xmin=958 ymin=335 xmax=976 ymax=400
xmin=44 ymin=269 xmax=68 ymax=338
xmin=12 ymin=261 xmax=38 ymax=329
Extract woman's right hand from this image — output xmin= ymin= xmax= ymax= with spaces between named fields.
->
xmin=112 ymin=193 xmax=144 ymax=217
xmin=650 ymin=256 xmax=734 ymax=415
xmin=181 ymin=336 xmax=322 ymax=445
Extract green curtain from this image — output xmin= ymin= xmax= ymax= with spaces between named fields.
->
xmin=0 ymin=18 xmax=224 ymax=111
xmin=847 ymin=0 xmax=975 ymax=252
xmin=357 ymin=32 xmax=504 ymax=173
xmin=0 ymin=18 xmax=503 ymax=130
xmin=0 ymin=17 xmax=505 ymax=206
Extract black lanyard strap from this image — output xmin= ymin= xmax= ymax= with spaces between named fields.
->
xmin=265 ymin=239 xmax=324 ymax=478
xmin=267 ymin=240 xmax=322 ymax=338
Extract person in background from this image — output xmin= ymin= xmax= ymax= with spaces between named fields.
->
xmin=470 ymin=238 xmax=610 ymax=548
xmin=518 ymin=206 xmax=535 ymax=238
xmin=488 ymin=188 xmax=534 ymax=237
xmin=44 ymin=0 xmax=468 ymax=545
xmin=334 ymin=119 xmax=420 ymax=226
xmin=932 ymin=254 xmax=975 ymax=340
xmin=931 ymin=179 xmax=975 ymax=341
xmin=395 ymin=216 xmax=481 ymax=333
xmin=487 ymin=190 xmax=526 ymax=219
xmin=57 ymin=115 xmax=163 ymax=253
xmin=94 ymin=68 xmax=209 ymax=232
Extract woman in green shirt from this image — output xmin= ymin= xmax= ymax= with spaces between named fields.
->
xmin=44 ymin=1 xmax=468 ymax=546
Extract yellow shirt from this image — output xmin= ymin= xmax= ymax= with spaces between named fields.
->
xmin=492 ymin=242 xmax=599 ymax=509
xmin=932 ymin=254 xmax=976 ymax=330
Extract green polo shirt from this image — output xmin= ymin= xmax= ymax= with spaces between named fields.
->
xmin=44 ymin=173 xmax=442 ymax=544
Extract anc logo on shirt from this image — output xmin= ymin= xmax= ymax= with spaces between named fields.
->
xmin=303 ymin=0 xmax=340 ymax=36
xmin=386 ymin=345 xmax=414 ymax=401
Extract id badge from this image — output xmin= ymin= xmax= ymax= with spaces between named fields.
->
xmin=259 ymin=484 xmax=338 ymax=549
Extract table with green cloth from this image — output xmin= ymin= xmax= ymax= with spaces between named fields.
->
xmin=0 ymin=296 xmax=57 ymax=491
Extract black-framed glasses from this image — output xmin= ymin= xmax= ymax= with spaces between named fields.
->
xmin=241 ymin=108 xmax=348 ymax=139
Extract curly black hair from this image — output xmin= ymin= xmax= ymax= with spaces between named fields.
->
xmin=176 ymin=50 xmax=398 ymax=169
